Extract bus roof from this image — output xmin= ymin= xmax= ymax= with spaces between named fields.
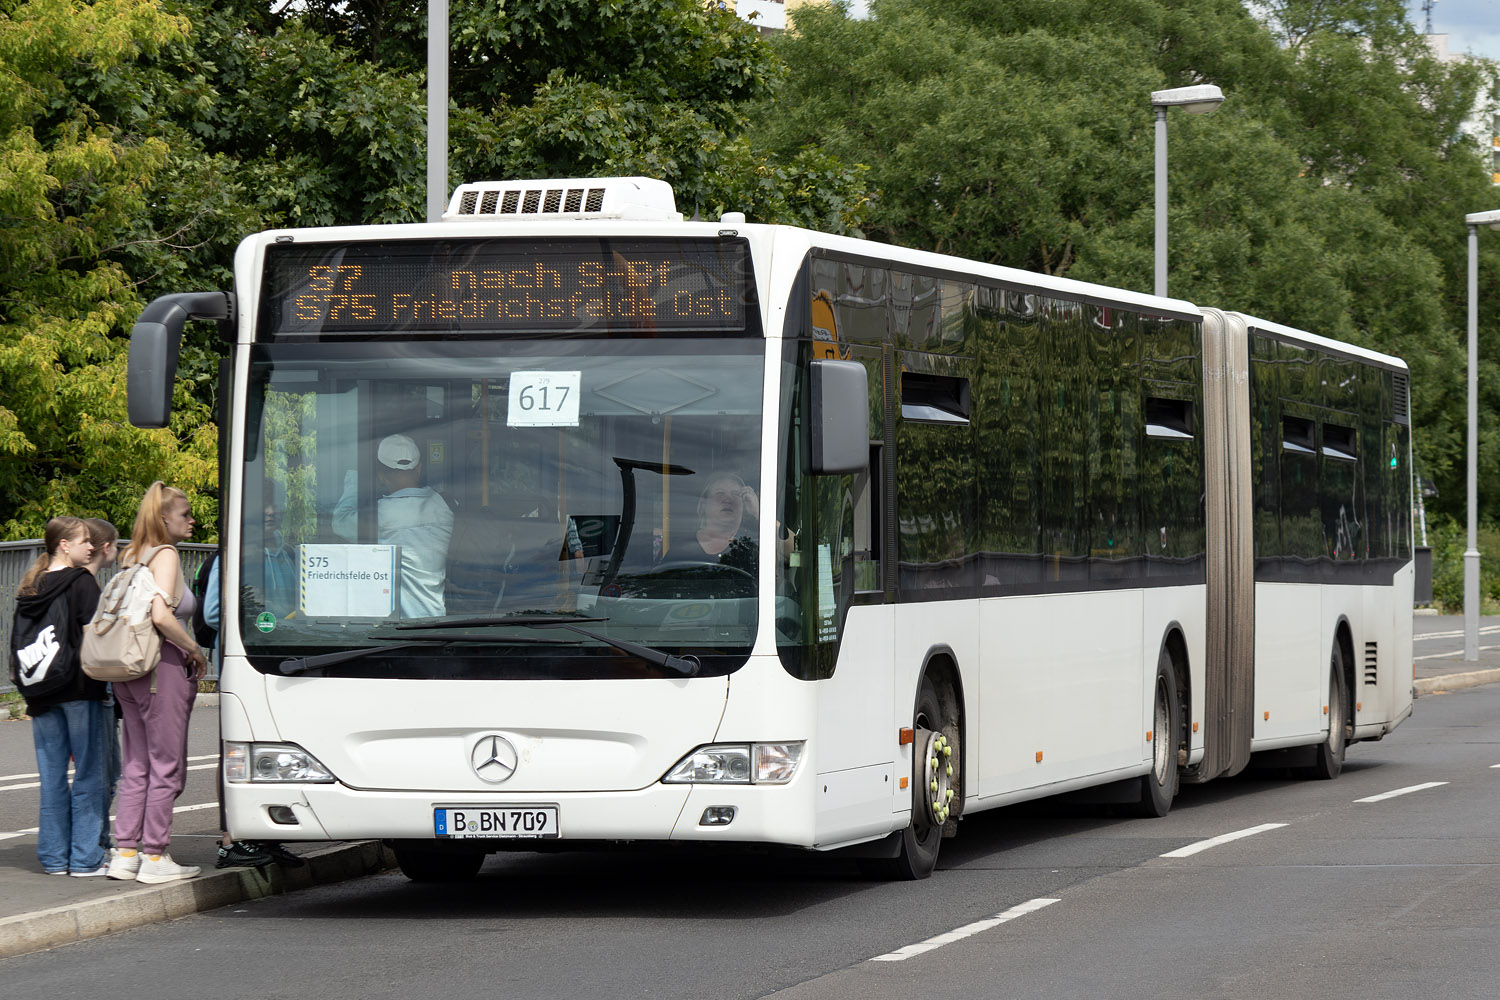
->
xmin=1230 ymin=312 xmax=1408 ymax=372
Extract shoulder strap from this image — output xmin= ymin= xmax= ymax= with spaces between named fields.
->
xmin=137 ymin=545 xmax=182 ymax=609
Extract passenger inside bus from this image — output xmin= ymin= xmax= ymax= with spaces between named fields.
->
xmin=332 ymin=433 xmax=455 ymax=619
xmin=259 ymin=503 xmax=297 ymax=617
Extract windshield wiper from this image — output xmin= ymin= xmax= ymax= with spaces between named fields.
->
xmin=277 ymin=633 xmax=568 ymax=676
xmin=395 ymin=614 xmax=702 ymax=677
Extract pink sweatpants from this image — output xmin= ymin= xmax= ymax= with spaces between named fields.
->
xmin=113 ymin=650 xmax=196 ymax=855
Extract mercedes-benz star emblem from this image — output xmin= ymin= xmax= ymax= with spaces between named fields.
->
xmin=470 ymin=734 xmax=519 ymax=784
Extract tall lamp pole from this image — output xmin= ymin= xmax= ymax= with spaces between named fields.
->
xmin=1464 ymin=210 xmax=1500 ymax=659
xmin=427 ymin=0 xmax=449 ymax=223
xmin=1151 ymin=85 xmax=1224 ymax=298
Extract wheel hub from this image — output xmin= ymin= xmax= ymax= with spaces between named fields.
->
xmin=922 ymin=729 xmax=955 ymax=826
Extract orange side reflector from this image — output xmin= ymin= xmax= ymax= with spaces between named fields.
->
xmin=899 ymin=776 xmax=909 ymax=789
xmin=1323 ymin=705 xmax=1328 ymax=715
xmin=1145 ymin=731 xmax=1153 ymax=742
xmin=1356 ymin=701 xmax=1362 ymax=712
xmin=1035 ymin=751 xmax=1043 ymax=763
xmin=1263 ymin=711 xmax=1270 ymax=721
xmin=898 ymin=728 xmax=915 ymax=746
xmin=1192 ymin=722 xmax=1199 ymax=733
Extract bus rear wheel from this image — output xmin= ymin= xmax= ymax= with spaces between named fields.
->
xmin=860 ymin=675 xmax=953 ymax=881
xmin=1132 ymin=650 xmax=1180 ymax=817
xmin=394 ymin=846 xmax=485 ymax=882
xmin=1307 ymin=645 xmax=1348 ymax=780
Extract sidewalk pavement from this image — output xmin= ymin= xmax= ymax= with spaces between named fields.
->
xmin=3 ymin=621 xmax=1498 ymax=961
xmin=0 ymin=694 xmax=396 ymax=961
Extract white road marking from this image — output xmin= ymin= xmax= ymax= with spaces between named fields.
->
xmin=1 ymin=761 xmax=219 ymax=794
xmin=1413 ymin=646 xmax=1500 ymax=661
xmin=0 ymin=799 xmax=220 ymax=840
xmin=0 ymin=758 xmax=219 ymax=791
xmin=1354 ymin=781 xmax=1448 ymax=803
xmin=1412 ymin=626 xmax=1500 ymax=641
xmin=1159 ymin=823 xmax=1288 ymax=859
xmin=870 ymin=898 xmax=1060 ymax=962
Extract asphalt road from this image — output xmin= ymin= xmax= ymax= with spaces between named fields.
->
xmin=1413 ymin=613 xmax=1500 ymax=664
xmin=3 ymin=682 xmax=1498 ymax=1000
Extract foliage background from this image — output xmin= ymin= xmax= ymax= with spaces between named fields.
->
xmin=2 ymin=0 xmax=1499 ymax=605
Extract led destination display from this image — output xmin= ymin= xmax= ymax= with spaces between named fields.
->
xmin=260 ymin=237 xmax=756 ymax=337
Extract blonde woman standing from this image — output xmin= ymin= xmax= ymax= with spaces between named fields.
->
xmin=106 ymin=483 xmax=209 ymax=884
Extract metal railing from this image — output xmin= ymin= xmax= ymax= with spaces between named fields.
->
xmin=2 ymin=540 xmax=218 ymax=695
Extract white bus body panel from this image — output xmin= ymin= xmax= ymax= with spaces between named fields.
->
xmin=253 ymin=675 xmax=728 ymax=793
xmin=1251 ymin=576 xmax=1415 ymax=751
xmin=1359 ymin=562 xmax=1415 ymax=735
xmin=976 ymin=591 xmax=1144 ymax=796
xmin=1252 ymin=583 xmax=1324 ymax=744
xmin=805 ymin=604 xmax=904 ymax=846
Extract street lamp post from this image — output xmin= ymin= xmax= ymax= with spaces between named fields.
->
xmin=427 ymin=0 xmax=449 ymax=223
xmin=1464 ymin=210 xmax=1500 ymax=659
xmin=1151 ymin=85 xmax=1224 ymax=298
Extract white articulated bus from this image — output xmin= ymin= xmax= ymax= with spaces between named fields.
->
xmin=128 ymin=176 xmax=1413 ymax=880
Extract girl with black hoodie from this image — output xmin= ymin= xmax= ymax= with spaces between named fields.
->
xmin=12 ymin=516 xmax=107 ymax=875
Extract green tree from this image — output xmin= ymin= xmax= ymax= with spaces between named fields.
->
xmin=752 ymin=0 xmax=1496 ymax=522
xmin=0 ymin=0 xmax=219 ymax=536
xmin=0 ymin=0 xmax=864 ymax=541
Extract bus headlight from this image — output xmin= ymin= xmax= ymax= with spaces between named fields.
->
xmin=663 ymin=742 xmax=804 ymax=785
xmin=224 ymin=742 xmax=337 ymax=783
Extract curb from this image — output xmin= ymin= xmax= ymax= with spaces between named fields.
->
xmin=0 ymin=840 xmax=395 ymax=960
xmin=1415 ymin=668 xmax=1500 ymax=696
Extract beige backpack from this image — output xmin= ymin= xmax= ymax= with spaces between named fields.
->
xmin=81 ymin=546 xmax=179 ymax=683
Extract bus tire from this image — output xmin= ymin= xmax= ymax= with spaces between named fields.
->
xmin=394 ymin=846 xmax=485 ymax=882
xmin=1308 ymin=645 xmax=1348 ymax=780
xmin=859 ymin=675 xmax=950 ymax=880
xmin=1132 ymin=650 xmax=1180 ymax=817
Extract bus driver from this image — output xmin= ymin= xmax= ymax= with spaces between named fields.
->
xmin=333 ymin=433 xmax=454 ymax=619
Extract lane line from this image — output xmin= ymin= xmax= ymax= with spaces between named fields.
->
xmin=0 ymin=800 xmax=220 ymax=840
xmin=1354 ymin=782 xmax=1448 ymax=803
xmin=1 ymin=761 xmax=220 ymax=794
xmin=1159 ymin=823 xmax=1288 ymax=859
xmin=1413 ymin=626 xmax=1500 ymax=641
xmin=871 ymin=898 xmax=1061 ymax=962
xmin=1414 ymin=645 xmax=1500 ymax=661
xmin=0 ymin=758 xmax=219 ymax=791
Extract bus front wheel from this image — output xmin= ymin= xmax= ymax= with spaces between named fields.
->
xmin=860 ymin=675 xmax=953 ymax=880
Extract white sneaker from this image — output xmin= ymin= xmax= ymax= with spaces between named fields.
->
xmin=136 ymin=853 xmax=201 ymax=885
xmin=70 ymin=864 xmax=110 ymax=877
xmin=107 ymin=849 xmax=141 ymax=881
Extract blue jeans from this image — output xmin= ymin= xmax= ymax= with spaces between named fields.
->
xmin=33 ymin=699 xmax=108 ymax=873
xmin=100 ymin=691 xmax=121 ymax=852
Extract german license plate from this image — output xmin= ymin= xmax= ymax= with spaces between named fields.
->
xmin=434 ymin=806 xmax=559 ymax=839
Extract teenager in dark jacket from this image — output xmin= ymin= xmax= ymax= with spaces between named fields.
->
xmin=13 ymin=517 xmax=107 ymax=876
xmin=83 ymin=517 xmax=121 ymax=860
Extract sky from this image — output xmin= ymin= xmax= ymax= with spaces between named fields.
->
xmin=1407 ymin=1 xmax=1500 ymax=61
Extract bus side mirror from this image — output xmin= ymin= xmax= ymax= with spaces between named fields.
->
xmin=127 ymin=292 xmax=236 ymax=428
xmin=810 ymin=360 xmax=869 ymax=474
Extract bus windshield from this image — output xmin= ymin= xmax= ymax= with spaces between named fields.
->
xmin=238 ymin=338 xmax=765 ymax=679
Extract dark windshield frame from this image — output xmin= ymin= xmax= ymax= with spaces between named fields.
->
xmin=237 ymin=337 xmax=768 ymax=681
